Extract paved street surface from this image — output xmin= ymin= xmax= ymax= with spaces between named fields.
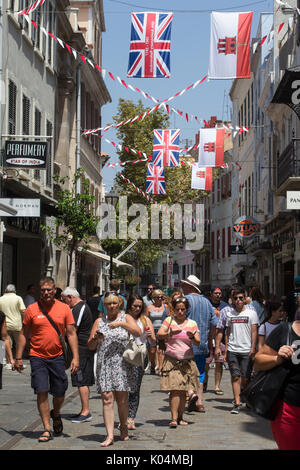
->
xmin=0 ymin=360 xmax=277 ymax=451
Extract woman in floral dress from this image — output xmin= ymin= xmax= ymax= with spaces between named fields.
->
xmin=88 ymin=293 xmax=141 ymax=447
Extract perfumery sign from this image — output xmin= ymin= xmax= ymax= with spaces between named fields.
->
xmin=233 ymin=216 xmax=260 ymax=240
xmin=287 ymin=191 xmax=300 ymax=209
xmin=4 ymin=140 xmax=47 ymax=168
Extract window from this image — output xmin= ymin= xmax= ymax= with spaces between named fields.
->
xmin=22 ymin=94 xmax=30 ymax=135
xmin=222 ymin=227 xmax=226 ymax=258
xmin=211 ymin=232 xmax=215 ymax=260
xmin=48 ymin=2 xmax=53 ymax=64
xmin=34 ymin=107 xmax=41 ymax=180
xmin=228 ymin=226 xmax=231 ymax=258
xmin=46 ymin=120 xmax=53 ymax=187
xmin=8 ymin=80 xmax=17 ymax=135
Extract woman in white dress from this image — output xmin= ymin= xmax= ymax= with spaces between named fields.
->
xmin=88 ymin=293 xmax=141 ymax=447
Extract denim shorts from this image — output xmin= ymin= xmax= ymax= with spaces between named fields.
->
xmin=227 ymin=351 xmax=252 ymax=379
xmin=30 ymin=355 xmax=68 ymax=397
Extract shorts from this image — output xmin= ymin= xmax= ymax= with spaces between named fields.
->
xmin=71 ymin=354 xmax=95 ymax=387
xmin=227 ymin=351 xmax=252 ymax=379
xmin=206 ymin=343 xmax=225 ymax=364
xmin=194 ymin=354 xmax=207 ymax=383
xmin=30 ymin=355 xmax=68 ymax=397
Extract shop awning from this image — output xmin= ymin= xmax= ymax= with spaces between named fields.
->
xmin=81 ymin=248 xmax=134 ymax=269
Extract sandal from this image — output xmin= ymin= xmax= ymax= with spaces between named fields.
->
xmin=187 ymin=394 xmax=198 ymax=412
xmin=50 ymin=409 xmax=63 ymax=435
xmin=215 ymin=389 xmax=224 ymax=395
xmin=38 ymin=429 xmax=53 ymax=442
xmin=169 ymin=420 xmax=177 ymax=428
xmin=100 ymin=437 xmax=114 ymax=447
xmin=177 ymin=419 xmax=188 ymax=426
xmin=196 ymin=405 xmax=206 ymax=413
xmin=203 ymin=383 xmax=208 ymax=392
xmin=127 ymin=418 xmax=136 ymax=430
xmin=120 ymin=425 xmax=129 ymax=441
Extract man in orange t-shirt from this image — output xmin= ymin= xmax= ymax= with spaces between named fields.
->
xmin=15 ymin=277 xmax=79 ymax=443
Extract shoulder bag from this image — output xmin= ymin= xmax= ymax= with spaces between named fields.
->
xmin=38 ymin=301 xmax=73 ymax=370
xmin=240 ymin=322 xmax=292 ymax=420
xmin=123 ymin=335 xmax=147 ymax=368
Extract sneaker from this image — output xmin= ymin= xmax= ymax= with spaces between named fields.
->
xmin=4 ymin=364 xmax=12 ymax=370
xmin=231 ymin=404 xmax=241 ymax=414
xmin=71 ymin=413 xmax=92 ymax=423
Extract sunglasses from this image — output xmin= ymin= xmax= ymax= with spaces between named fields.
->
xmin=105 ymin=291 xmax=118 ymax=297
xmin=233 ymin=296 xmax=244 ymax=301
xmin=40 ymin=288 xmax=54 ymax=292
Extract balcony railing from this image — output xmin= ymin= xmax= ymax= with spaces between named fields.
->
xmin=277 ymin=140 xmax=300 ymax=190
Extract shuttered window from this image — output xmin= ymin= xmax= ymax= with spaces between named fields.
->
xmin=34 ymin=107 xmax=41 ymax=180
xmin=22 ymin=94 xmax=30 ymax=135
xmin=46 ymin=120 xmax=53 ymax=187
xmin=8 ymin=80 xmax=17 ymax=135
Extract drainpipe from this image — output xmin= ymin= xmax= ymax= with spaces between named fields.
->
xmin=76 ymin=63 xmax=81 ymax=194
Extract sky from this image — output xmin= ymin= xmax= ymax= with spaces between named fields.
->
xmin=100 ymin=0 xmax=274 ymax=191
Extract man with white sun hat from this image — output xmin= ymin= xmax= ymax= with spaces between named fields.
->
xmin=181 ymin=275 xmax=218 ymax=413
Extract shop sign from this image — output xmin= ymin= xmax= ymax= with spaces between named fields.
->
xmin=233 ymin=216 xmax=260 ymax=240
xmin=287 ymin=191 xmax=300 ymax=209
xmin=4 ymin=140 xmax=47 ymax=168
xmin=0 ymin=199 xmax=40 ymax=217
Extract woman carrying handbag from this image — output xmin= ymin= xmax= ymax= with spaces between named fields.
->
xmin=254 ymin=311 xmax=300 ymax=450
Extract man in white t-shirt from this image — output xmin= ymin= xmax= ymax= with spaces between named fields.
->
xmin=225 ymin=288 xmax=259 ymax=414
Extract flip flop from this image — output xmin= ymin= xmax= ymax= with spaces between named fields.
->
xmin=215 ymin=389 xmax=224 ymax=395
xmin=177 ymin=419 xmax=188 ymax=426
xmin=196 ymin=405 xmax=206 ymax=413
xmin=38 ymin=429 xmax=53 ymax=442
xmin=187 ymin=394 xmax=198 ymax=412
xmin=50 ymin=409 xmax=63 ymax=435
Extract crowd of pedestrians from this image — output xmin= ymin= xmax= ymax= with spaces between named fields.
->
xmin=0 ymin=274 xmax=300 ymax=450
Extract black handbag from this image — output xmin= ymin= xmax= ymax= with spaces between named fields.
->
xmin=240 ymin=322 xmax=292 ymax=420
xmin=38 ymin=302 xmax=73 ymax=369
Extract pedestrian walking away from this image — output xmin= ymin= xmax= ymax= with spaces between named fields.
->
xmin=205 ymin=287 xmax=228 ymax=394
xmin=97 ymin=279 xmax=127 ymax=318
xmin=0 ymin=311 xmax=15 ymax=389
xmin=258 ymin=301 xmax=284 ymax=351
xmin=62 ymin=287 xmax=95 ymax=423
xmin=86 ymin=286 xmax=102 ymax=323
xmin=0 ymin=284 xmax=26 ymax=366
xmin=224 ymin=288 xmax=259 ymax=414
xmin=181 ymin=275 xmax=218 ymax=413
xmin=14 ymin=276 xmax=79 ymax=443
xmin=88 ymin=292 xmax=141 ymax=447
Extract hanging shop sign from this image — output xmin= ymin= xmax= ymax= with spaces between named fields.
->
xmin=0 ymin=199 xmax=40 ymax=217
xmin=4 ymin=140 xmax=48 ymax=168
xmin=233 ymin=216 xmax=260 ymax=240
xmin=287 ymin=191 xmax=300 ymax=209
xmin=271 ymin=68 xmax=300 ymax=119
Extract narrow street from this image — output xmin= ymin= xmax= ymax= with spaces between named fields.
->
xmin=0 ymin=360 xmax=276 ymax=451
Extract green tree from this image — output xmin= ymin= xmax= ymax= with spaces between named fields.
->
xmin=103 ymin=99 xmax=209 ymax=268
xmin=42 ymin=168 xmax=97 ymax=285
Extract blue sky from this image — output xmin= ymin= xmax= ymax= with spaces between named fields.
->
xmin=100 ymin=0 xmax=273 ymax=190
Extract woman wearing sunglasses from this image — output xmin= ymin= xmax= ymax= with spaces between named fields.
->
xmin=126 ymin=295 xmax=156 ymax=430
xmin=157 ymin=296 xmax=200 ymax=427
xmin=145 ymin=289 xmax=169 ymax=375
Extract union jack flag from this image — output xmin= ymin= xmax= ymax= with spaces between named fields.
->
xmin=152 ymin=129 xmax=180 ymax=167
xmin=127 ymin=12 xmax=173 ymax=78
xmin=146 ymin=164 xmax=166 ymax=195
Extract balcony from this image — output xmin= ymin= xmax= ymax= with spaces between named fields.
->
xmin=276 ymin=140 xmax=300 ymax=196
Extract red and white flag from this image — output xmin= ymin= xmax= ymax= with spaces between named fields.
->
xmin=191 ymin=166 xmax=212 ymax=191
xmin=198 ymin=128 xmax=225 ymax=167
xmin=208 ymin=11 xmax=253 ymax=79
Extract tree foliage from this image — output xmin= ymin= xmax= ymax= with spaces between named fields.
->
xmin=42 ymin=168 xmax=98 ymax=284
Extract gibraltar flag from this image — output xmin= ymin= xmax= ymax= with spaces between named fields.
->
xmin=191 ymin=165 xmax=213 ymax=191
xmin=208 ymin=11 xmax=253 ymax=79
xmin=198 ymin=128 xmax=225 ymax=167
